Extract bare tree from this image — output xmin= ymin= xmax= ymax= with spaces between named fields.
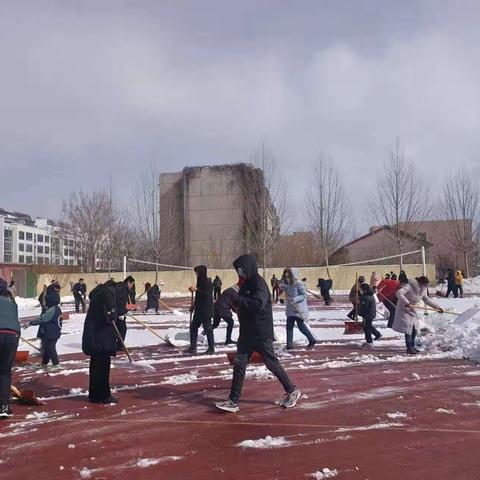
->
xmin=305 ymin=154 xmax=350 ymax=274
xmin=369 ymin=139 xmax=430 ymax=268
xmin=440 ymin=168 xmax=479 ymax=277
xmin=242 ymin=144 xmax=288 ymax=276
xmin=132 ymin=164 xmax=177 ymax=282
xmin=62 ymin=190 xmax=120 ymax=272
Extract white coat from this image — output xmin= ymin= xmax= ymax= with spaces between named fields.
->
xmin=392 ymin=279 xmax=441 ymax=335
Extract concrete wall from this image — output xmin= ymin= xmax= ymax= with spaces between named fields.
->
xmin=35 ymin=263 xmax=436 ymax=297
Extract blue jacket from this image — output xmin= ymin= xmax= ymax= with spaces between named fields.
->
xmin=279 ymin=268 xmax=309 ymax=320
xmin=30 ymin=305 xmax=62 ymax=340
xmin=0 ymin=294 xmax=20 ymax=333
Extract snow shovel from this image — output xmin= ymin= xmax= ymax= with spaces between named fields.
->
xmin=15 ymin=351 xmax=30 ymax=363
xmin=112 ymin=321 xmax=133 ymax=362
xmin=227 ymin=351 xmax=263 ymax=365
xmin=453 ymin=307 xmax=480 ymax=325
xmin=10 ymin=385 xmax=44 ymax=405
xmin=20 ymin=336 xmax=42 ymax=352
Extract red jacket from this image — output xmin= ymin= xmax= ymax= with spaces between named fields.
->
xmin=377 ymin=279 xmax=400 ymax=302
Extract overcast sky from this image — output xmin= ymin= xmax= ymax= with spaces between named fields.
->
xmin=1 ymin=0 xmax=479 ymax=233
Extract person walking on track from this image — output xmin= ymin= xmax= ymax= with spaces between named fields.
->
xmin=215 ymin=254 xmax=300 ymax=413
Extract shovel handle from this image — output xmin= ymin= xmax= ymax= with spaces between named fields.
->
xmin=111 ymin=320 xmax=132 ymax=362
xmin=20 ymin=336 xmax=42 ymax=352
xmin=409 ymin=304 xmax=462 ymax=315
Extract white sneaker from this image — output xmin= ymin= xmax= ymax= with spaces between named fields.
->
xmin=215 ymin=399 xmax=240 ymax=413
xmin=281 ymin=389 xmax=301 ymax=408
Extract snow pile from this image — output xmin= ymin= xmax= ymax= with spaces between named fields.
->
xmin=387 ymin=412 xmax=408 ymax=419
xmin=462 ymin=276 xmax=480 ymax=294
xmin=162 ymin=371 xmax=198 ymax=385
xmin=237 ymin=435 xmax=294 ymax=449
xmin=309 ymin=468 xmax=338 ymax=479
xmin=422 ymin=303 xmax=480 ymax=362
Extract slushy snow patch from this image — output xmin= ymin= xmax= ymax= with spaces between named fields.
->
xmin=136 ymin=457 xmax=182 ymax=467
xmin=237 ymin=435 xmax=293 ymax=449
xmin=411 ymin=372 xmax=421 ymax=380
xmin=25 ymin=411 xmax=48 ymax=420
xmin=162 ymin=372 xmax=198 ymax=385
xmin=387 ymin=412 xmax=408 ymax=419
xmin=435 ymin=408 xmax=456 ymax=414
xmin=309 ymin=468 xmax=338 ymax=479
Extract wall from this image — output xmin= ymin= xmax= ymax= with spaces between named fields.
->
xmin=34 ymin=263 xmax=436 ymax=297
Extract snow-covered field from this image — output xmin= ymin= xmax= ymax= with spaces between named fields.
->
xmin=15 ymin=293 xmax=480 ymax=365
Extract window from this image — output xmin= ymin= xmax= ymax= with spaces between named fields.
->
xmin=4 ymin=253 xmax=12 ymax=262
xmin=44 ymin=235 xmax=50 ymax=243
xmin=4 ymin=230 xmax=12 ymax=239
xmin=64 ymin=248 xmax=69 ymax=257
xmin=44 ymin=246 xmax=50 ymax=254
xmin=19 ymin=231 xmax=24 ymax=240
xmin=19 ymin=255 xmax=24 ymax=263
xmin=37 ymin=234 xmax=44 ymax=243
xmin=19 ymin=243 xmax=25 ymax=252
xmin=37 ymin=245 xmax=44 ymax=254
xmin=44 ymin=257 xmax=49 ymax=265
xmin=26 ymin=232 xmax=32 ymax=241
xmin=26 ymin=244 xmax=33 ymax=253
xmin=25 ymin=256 xmax=33 ymax=264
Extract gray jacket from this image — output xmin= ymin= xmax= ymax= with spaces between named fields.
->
xmin=0 ymin=295 xmax=20 ymax=333
xmin=279 ymin=268 xmax=309 ymax=320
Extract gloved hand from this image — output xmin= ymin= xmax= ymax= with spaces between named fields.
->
xmin=118 ymin=315 xmax=126 ymax=322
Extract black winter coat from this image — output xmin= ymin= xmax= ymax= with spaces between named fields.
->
xmin=214 ymin=287 xmax=236 ymax=319
xmin=232 ymin=254 xmax=274 ymax=342
xmin=358 ymin=289 xmax=376 ymax=322
xmin=193 ymin=265 xmax=213 ymax=319
xmin=82 ymin=281 xmax=125 ymax=356
xmin=146 ymin=284 xmax=160 ymax=310
xmin=72 ymin=282 xmax=87 ymax=298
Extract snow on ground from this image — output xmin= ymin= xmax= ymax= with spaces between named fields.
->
xmin=237 ymin=435 xmax=294 ymax=449
xmin=308 ymin=468 xmax=338 ymax=479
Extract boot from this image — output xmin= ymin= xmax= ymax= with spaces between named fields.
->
xmin=205 ymin=329 xmax=215 ymax=353
xmin=406 ymin=347 xmax=418 ymax=355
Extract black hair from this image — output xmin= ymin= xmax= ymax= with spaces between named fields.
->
xmin=124 ymin=275 xmax=135 ymax=283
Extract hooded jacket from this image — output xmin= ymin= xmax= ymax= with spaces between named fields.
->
xmin=214 ymin=286 xmax=237 ymax=319
xmin=232 ymin=254 xmax=274 ymax=342
xmin=279 ymin=268 xmax=309 ymax=319
xmin=146 ymin=284 xmax=161 ymax=309
xmin=193 ymin=265 xmax=213 ymax=318
xmin=358 ymin=285 xmax=376 ymax=321
xmin=82 ymin=281 xmax=120 ymax=356
xmin=455 ymin=271 xmax=464 ymax=286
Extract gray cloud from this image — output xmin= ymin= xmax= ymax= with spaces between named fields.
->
xmin=1 ymin=0 xmax=479 ymax=232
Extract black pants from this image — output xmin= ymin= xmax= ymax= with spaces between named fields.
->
xmin=75 ymin=295 xmax=86 ymax=313
xmin=89 ymin=353 xmax=111 ymax=401
xmin=190 ymin=313 xmax=214 ymax=350
xmin=457 ymin=285 xmax=464 ymax=298
xmin=0 ymin=332 xmax=19 ymax=406
xmin=213 ymin=288 xmax=221 ymax=300
xmin=405 ymin=326 xmax=417 ymax=348
xmin=212 ymin=313 xmax=234 ymax=342
xmin=363 ymin=318 xmax=381 ymax=343
xmin=229 ymin=339 xmax=295 ymax=403
xmin=446 ymin=285 xmax=458 ymax=298
xmin=321 ymin=289 xmax=332 ymax=305
xmin=383 ymin=300 xmax=397 ymax=328
xmin=42 ymin=338 xmax=59 ymax=365
xmin=348 ymin=302 xmax=358 ymax=319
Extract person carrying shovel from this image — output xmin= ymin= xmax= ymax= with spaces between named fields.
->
xmin=0 ymin=278 xmax=20 ymax=419
xmin=215 ymin=254 xmax=300 ymax=413
xmin=279 ymin=268 xmax=317 ymax=350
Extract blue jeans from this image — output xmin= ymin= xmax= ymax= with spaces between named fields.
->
xmin=286 ymin=316 xmax=316 ymax=348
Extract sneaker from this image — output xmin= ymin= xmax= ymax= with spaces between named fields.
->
xmin=306 ymin=341 xmax=317 ymax=350
xmin=184 ymin=346 xmax=197 ymax=355
xmin=224 ymin=339 xmax=237 ymax=345
xmin=281 ymin=389 xmax=301 ymax=408
xmin=363 ymin=342 xmax=374 ymax=349
xmin=215 ymin=399 xmax=240 ymax=413
xmin=375 ymin=334 xmax=383 ymax=341
xmin=48 ymin=364 xmax=61 ymax=371
xmin=88 ymin=396 xmax=119 ymax=405
xmin=406 ymin=347 xmax=418 ymax=355
xmin=0 ymin=404 xmax=13 ymax=419
xmin=201 ymin=349 xmax=215 ymax=355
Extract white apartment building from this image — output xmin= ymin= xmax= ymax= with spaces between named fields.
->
xmin=0 ymin=209 xmax=80 ymax=266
